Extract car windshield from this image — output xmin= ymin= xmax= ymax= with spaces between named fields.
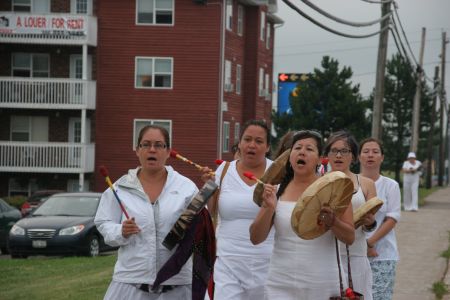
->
xmin=33 ymin=196 xmax=100 ymax=217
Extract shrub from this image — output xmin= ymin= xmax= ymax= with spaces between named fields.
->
xmin=3 ymin=195 xmax=27 ymax=209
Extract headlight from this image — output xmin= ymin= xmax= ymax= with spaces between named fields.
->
xmin=59 ymin=225 xmax=85 ymax=235
xmin=10 ymin=224 xmax=25 ymax=236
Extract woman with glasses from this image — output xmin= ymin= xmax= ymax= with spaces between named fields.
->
xmin=325 ymin=130 xmax=377 ymax=300
xmin=95 ymin=125 xmax=199 ymax=300
xmin=202 ymin=119 xmax=274 ymax=300
xmin=250 ymin=130 xmax=355 ymax=299
xmin=359 ymin=138 xmax=401 ymax=300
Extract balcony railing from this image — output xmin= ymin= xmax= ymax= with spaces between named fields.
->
xmin=0 ymin=13 xmax=97 ymax=46
xmin=0 ymin=141 xmax=95 ymax=173
xmin=0 ymin=77 xmax=96 ymax=109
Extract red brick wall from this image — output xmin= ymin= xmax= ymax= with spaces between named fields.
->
xmin=94 ymin=0 xmax=222 ymax=189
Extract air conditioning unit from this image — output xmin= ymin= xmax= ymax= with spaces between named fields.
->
xmin=224 ymin=83 xmax=234 ymax=92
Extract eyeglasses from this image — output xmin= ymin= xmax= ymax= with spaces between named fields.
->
xmin=139 ymin=141 xmax=167 ymax=150
xmin=328 ymin=148 xmax=351 ymax=156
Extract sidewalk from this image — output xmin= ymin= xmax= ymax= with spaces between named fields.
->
xmin=393 ymin=186 xmax=450 ymax=300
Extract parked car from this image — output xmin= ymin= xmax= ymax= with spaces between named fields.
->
xmin=9 ymin=192 xmax=116 ymax=258
xmin=0 ymin=198 xmax=22 ymax=254
xmin=20 ymin=190 xmax=65 ymax=217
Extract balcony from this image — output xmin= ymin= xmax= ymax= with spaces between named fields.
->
xmin=0 ymin=141 xmax=95 ymax=173
xmin=0 ymin=13 xmax=97 ymax=46
xmin=0 ymin=77 xmax=96 ymax=110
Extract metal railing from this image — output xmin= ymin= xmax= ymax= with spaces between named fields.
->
xmin=0 ymin=141 xmax=95 ymax=173
xmin=0 ymin=77 xmax=96 ymax=109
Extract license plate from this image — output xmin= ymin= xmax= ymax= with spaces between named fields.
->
xmin=32 ymin=240 xmax=47 ymax=248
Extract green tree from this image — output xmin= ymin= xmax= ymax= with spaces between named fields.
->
xmin=367 ymin=53 xmax=434 ymax=183
xmin=272 ymin=56 xmax=370 ymax=148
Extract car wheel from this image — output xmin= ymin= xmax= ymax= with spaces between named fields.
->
xmin=86 ymin=235 xmax=100 ymax=257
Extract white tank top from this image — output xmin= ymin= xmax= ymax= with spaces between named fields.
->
xmin=340 ymin=175 xmax=367 ymax=257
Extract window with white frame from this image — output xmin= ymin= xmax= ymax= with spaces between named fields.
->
xmin=12 ymin=53 xmax=49 ymax=77
xmin=236 ymin=64 xmax=242 ymax=95
xmin=137 ymin=0 xmax=173 ymax=25
xmin=234 ymin=122 xmax=240 ymax=143
xmin=265 ymin=73 xmax=270 ymax=100
xmin=13 ymin=0 xmax=50 ymax=12
xmin=11 ymin=116 xmax=30 ymax=141
xmin=71 ymin=0 xmax=92 ymax=15
xmin=237 ymin=5 xmax=244 ymax=36
xmin=133 ymin=119 xmax=172 ymax=150
xmin=8 ymin=178 xmax=38 ymax=197
xmin=260 ymin=11 xmax=266 ymax=41
xmin=10 ymin=116 xmax=49 ymax=142
xmin=266 ymin=24 xmax=271 ymax=49
xmin=135 ymin=57 xmax=173 ymax=88
xmin=224 ymin=60 xmax=232 ymax=92
xmin=223 ymin=122 xmax=230 ymax=152
xmin=13 ymin=0 xmax=31 ymax=11
xmin=226 ymin=0 xmax=233 ymax=31
xmin=259 ymin=68 xmax=264 ymax=96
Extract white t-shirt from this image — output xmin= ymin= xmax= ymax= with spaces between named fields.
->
xmin=366 ymin=175 xmax=401 ymax=261
xmin=402 ymin=160 xmax=422 ymax=182
xmin=214 ymin=159 xmax=275 ymax=257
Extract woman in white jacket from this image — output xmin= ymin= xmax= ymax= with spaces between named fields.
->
xmin=95 ymin=125 xmax=198 ymax=300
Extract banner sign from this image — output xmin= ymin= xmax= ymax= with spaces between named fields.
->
xmin=0 ymin=14 xmax=86 ymax=36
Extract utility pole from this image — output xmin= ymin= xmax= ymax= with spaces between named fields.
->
xmin=410 ymin=27 xmax=426 ymax=153
xmin=371 ymin=1 xmax=391 ymax=139
xmin=426 ymin=66 xmax=439 ymax=189
xmin=438 ymin=31 xmax=447 ymax=186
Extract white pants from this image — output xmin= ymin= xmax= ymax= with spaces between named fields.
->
xmin=213 ymin=255 xmax=271 ymax=300
xmin=103 ymin=280 xmax=191 ymax=300
xmin=403 ymin=179 xmax=419 ymax=211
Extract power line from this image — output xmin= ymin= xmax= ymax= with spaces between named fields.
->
xmin=392 ymin=2 xmax=420 ymax=66
xmin=359 ymin=0 xmax=393 ymax=4
xmin=299 ymin=0 xmax=392 ymax=27
xmin=282 ymin=0 xmax=391 ymax=39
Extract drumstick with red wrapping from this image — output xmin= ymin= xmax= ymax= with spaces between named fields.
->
xmin=99 ymin=165 xmax=130 ymax=220
xmin=170 ymin=149 xmax=215 ymax=176
xmin=243 ymin=171 xmax=265 ymax=185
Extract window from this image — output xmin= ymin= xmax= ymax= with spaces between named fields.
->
xmin=259 ymin=68 xmax=264 ymax=96
xmin=237 ymin=5 xmax=244 ymax=36
xmin=236 ymin=64 xmax=242 ymax=95
xmin=260 ymin=11 xmax=266 ymax=41
xmin=234 ymin=122 xmax=240 ymax=142
xmin=133 ymin=119 xmax=172 ymax=150
xmin=13 ymin=0 xmax=31 ymax=11
xmin=135 ymin=57 xmax=173 ymax=88
xmin=10 ymin=116 xmax=49 ymax=142
xmin=12 ymin=53 xmax=49 ymax=78
xmin=266 ymin=25 xmax=271 ymax=49
xmin=265 ymin=73 xmax=270 ymax=100
xmin=137 ymin=0 xmax=173 ymax=25
xmin=11 ymin=116 xmax=30 ymax=141
xmin=226 ymin=0 xmax=233 ymax=31
xmin=13 ymin=0 xmax=50 ymax=13
xmin=223 ymin=122 xmax=230 ymax=152
xmin=8 ymin=178 xmax=37 ymax=197
xmin=224 ymin=60 xmax=232 ymax=92
xmin=71 ymin=0 xmax=92 ymax=15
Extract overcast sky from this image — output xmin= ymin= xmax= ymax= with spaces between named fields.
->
xmin=273 ymin=0 xmax=450 ymax=103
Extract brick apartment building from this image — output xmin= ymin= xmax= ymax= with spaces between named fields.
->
xmin=0 ymin=0 xmax=282 ymax=197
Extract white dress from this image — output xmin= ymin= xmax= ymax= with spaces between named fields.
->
xmin=265 ymin=200 xmax=344 ymax=299
xmin=340 ymin=180 xmax=373 ymax=300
